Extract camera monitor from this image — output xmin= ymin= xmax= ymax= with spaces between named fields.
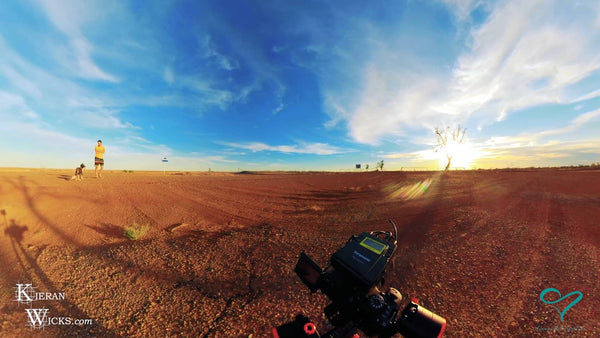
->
xmin=294 ymin=252 xmax=322 ymax=293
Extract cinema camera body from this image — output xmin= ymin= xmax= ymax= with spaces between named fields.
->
xmin=274 ymin=220 xmax=446 ymax=338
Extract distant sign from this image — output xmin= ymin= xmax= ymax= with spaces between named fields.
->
xmin=356 ymin=164 xmax=361 ymax=169
xmin=162 ymin=157 xmax=168 ymax=163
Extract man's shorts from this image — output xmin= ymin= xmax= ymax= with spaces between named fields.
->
xmin=94 ymin=157 xmax=104 ymax=166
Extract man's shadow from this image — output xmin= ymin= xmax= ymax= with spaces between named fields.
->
xmin=1 ymin=208 xmax=7 ymax=227
xmin=5 ymin=219 xmax=28 ymax=241
xmin=4 ymin=218 xmax=31 ymax=282
xmin=2 ymin=210 xmax=115 ymax=336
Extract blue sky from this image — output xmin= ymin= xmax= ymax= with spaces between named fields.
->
xmin=0 ymin=0 xmax=599 ymax=171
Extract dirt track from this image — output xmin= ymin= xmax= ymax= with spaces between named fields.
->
xmin=0 ymin=169 xmax=598 ymax=337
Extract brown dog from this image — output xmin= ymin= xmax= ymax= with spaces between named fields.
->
xmin=71 ymin=163 xmax=86 ymax=181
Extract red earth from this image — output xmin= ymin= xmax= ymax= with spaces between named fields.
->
xmin=0 ymin=168 xmax=598 ymax=337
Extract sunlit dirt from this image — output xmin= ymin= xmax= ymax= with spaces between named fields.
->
xmin=0 ymin=168 xmax=598 ymax=337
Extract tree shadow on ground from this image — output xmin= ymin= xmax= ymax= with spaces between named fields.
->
xmin=4 ymin=176 xmax=82 ymax=247
xmin=3 ymin=213 xmax=117 ymax=336
xmin=85 ymin=223 xmax=125 ymax=240
xmin=3 ymin=178 xmax=284 ymax=336
xmin=0 ymin=174 xmax=354 ymax=335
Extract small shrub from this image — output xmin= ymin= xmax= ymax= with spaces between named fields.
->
xmin=124 ymin=222 xmax=149 ymax=240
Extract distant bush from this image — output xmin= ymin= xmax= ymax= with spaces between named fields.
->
xmin=123 ymin=170 xmax=134 ymax=173
xmin=124 ymin=222 xmax=148 ymax=240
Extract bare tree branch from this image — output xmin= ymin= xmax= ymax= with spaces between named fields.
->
xmin=434 ymin=125 xmax=466 ymax=171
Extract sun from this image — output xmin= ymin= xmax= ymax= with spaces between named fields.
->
xmin=439 ymin=140 xmax=480 ymax=170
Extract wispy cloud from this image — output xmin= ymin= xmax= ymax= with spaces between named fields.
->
xmin=224 ymin=142 xmax=347 ymax=155
xmin=191 ymin=155 xmax=237 ymax=164
xmin=0 ymin=35 xmax=45 ymax=99
xmin=110 ymin=138 xmax=172 ymax=157
xmin=200 ymin=14 xmax=288 ymax=114
xmin=66 ymin=97 xmax=137 ymax=129
xmin=539 ymin=108 xmax=600 ymax=136
xmin=202 ymin=35 xmax=240 ymax=71
xmin=322 ymin=0 xmax=600 ymax=144
xmin=440 ymin=0 xmax=600 ymax=122
xmin=80 ymin=111 xmax=138 ymax=129
xmin=475 ymin=137 xmax=600 ymax=167
xmin=36 ymin=0 xmax=118 ymax=82
xmin=574 ymin=88 xmax=600 ymax=102
xmin=1 ymin=5 xmax=136 ymax=133
xmin=0 ymin=63 xmax=43 ymax=99
xmin=105 ymin=152 xmax=237 ymax=171
xmin=440 ymin=0 xmax=480 ymax=21
xmin=0 ymin=91 xmax=39 ymax=119
xmin=164 ymin=66 xmax=175 ymax=85
xmin=348 ymin=69 xmax=442 ymax=144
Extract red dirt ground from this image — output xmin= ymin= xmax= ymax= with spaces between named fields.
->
xmin=0 ymin=168 xmax=598 ymax=337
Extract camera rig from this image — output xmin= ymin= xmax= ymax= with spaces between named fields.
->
xmin=274 ymin=220 xmax=446 ymax=338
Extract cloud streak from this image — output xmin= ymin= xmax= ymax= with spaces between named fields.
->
xmin=321 ymin=0 xmax=600 ymax=145
xmin=36 ymin=0 xmax=118 ymax=82
xmin=0 ymin=91 xmax=39 ymax=119
xmin=224 ymin=142 xmax=347 ymax=155
xmin=441 ymin=0 xmax=600 ymax=122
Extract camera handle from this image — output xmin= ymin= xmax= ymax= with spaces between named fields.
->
xmin=273 ymin=315 xmax=360 ymax=338
xmin=273 ymin=297 xmax=446 ymax=338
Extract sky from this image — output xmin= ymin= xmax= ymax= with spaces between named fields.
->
xmin=0 ymin=0 xmax=599 ymax=171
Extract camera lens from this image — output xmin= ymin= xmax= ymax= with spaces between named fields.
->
xmin=397 ymin=301 xmax=446 ymax=338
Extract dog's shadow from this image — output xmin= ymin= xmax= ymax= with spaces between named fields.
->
xmin=58 ymin=175 xmax=72 ymax=181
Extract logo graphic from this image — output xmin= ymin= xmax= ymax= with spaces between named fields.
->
xmin=25 ymin=309 xmax=49 ymax=329
xmin=13 ymin=283 xmax=92 ymax=329
xmin=540 ymin=288 xmax=583 ymax=322
xmin=15 ymin=284 xmax=36 ymax=305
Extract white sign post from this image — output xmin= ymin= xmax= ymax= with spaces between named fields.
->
xmin=162 ymin=157 xmax=168 ymax=175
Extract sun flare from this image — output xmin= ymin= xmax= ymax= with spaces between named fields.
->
xmin=439 ymin=140 xmax=480 ymax=170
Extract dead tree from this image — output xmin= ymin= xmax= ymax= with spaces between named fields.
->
xmin=434 ymin=125 xmax=466 ymax=171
